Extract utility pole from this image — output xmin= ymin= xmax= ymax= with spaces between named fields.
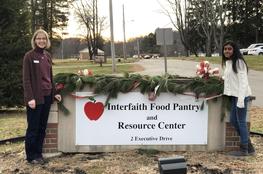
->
xmin=61 ymin=32 xmax=68 ymax=60
xmin=95 ymin=0 xmax=99 ymax=55
xmin=137 ymin=38 xmax=140 ymax=58
xmin=122 ymin=4 xmax=127 ymax=59
xmin=109 ymin=0 xmax=116 ymax=73
xmin=61 ymin=38 xmax=64 ymax=59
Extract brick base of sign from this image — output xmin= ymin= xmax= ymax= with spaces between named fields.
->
xmin=43 ymin=123 xmax=58 ymax=153
xmin=225 ymin=122 xmax=251 ymax=151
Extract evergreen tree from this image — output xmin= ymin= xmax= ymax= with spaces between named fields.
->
xmin=225 ymin=0 xmax=263 ymax=47
xmin=0 ymin=0 xmax=31 ymax=107
xmin=140 ymin=33 xmax=160 ymax=54
xmin=30 ymin=0 xmax=70 ymax=38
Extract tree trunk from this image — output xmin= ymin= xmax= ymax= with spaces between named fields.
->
xmin=43 ymin=0 xmax=48 ymax=31
xmin=218 ymin=24 xmax=224 ymax=56
xmin=31 ymin=0 xmax=36 ymax=33
xmin=50 ymin=0 xmax=53 ymax=40
xmin=206 ymin=36 xmax=212 ymax=57
xmin=255 ymin=0 xmax=259 ymax=43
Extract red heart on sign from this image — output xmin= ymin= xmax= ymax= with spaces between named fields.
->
xmin=84 ymin=101 xmax=104 ymax=121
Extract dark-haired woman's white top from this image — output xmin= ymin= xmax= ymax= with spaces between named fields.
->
xmin=223 ymin=59 xmax=252 ymax=108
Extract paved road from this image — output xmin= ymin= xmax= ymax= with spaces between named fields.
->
xmin=135 ymin=58 xmax=263 ymax=107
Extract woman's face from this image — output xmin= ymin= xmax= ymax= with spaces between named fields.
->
xmin=223 ymin=44 xmax=234 ymax=59
xmin=35 ymin=33 xmax=47 ymax=49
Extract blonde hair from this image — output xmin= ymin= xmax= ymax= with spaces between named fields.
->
xmin=31 ymin=29 xmax=51 ymax=49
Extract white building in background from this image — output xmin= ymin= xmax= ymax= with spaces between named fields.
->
xmin=79 ymin=48 xmax=105 ymax=60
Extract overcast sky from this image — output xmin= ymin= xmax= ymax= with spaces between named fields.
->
xmin=67 ymin=0 xmax=174 ymax=41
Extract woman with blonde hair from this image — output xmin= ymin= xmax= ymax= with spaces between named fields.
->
xmin=23 ymin=29 xmax=61 ymax=164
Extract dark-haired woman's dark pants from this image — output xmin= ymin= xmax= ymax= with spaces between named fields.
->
xmin=230 ymin=96 xmax=249 ymax=145
xmin=25 ymin=95 xmax=52 ymax=162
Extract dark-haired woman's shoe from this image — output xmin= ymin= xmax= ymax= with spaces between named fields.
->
xmin=248 ymin=139 xmax=256 ymax=155
xmin=227 ymin=144 xmax=248 ymax=156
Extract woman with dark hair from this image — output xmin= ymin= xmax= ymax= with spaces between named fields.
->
xmin=222 ymin=41 xmax=255 ymax=156
xmin=23 ymin=29 xmax=62 ymax=164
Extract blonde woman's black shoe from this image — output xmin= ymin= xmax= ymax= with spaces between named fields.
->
xmin=28 ymin=158 xmax=46 ymax=165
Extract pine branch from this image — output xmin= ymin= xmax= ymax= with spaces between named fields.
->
xmin=54 ymin=73 xmax=224 ymax=115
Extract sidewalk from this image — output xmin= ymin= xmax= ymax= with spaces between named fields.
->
xmin=135 ymin=58 xmax=263 ymax=107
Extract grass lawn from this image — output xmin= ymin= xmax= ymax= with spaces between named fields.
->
xmin=0 ymin=111 xmax=26 ymax=140
xmin=171 ymin=55 xmax=263 ymax=71
xmin=250 ymin=107 xmax=263 ymax=134
xmin=52 ymin=58 xmax=140 ymax=75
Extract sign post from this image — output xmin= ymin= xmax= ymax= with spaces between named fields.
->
xmin=109 ymin=0 xmax=116 ymax=73
xmin=156 ymin=28 xmax=174 ymax=75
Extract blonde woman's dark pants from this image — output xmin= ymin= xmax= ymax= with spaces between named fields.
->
xmin=25 ymin=95 xmax=52 ymax=162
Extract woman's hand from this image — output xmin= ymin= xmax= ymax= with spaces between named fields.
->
xmin=28 ymin=99 xmax=36 ymax=109
xmin=54 ymin=94 xmax=62 ymax=102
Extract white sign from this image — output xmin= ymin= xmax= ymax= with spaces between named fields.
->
xmin=76 ymin=92 xmax=208 ymax=145
xmin=155 ymin=28 xmax=174 ymax=45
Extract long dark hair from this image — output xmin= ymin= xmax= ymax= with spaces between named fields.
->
xmin=222 ymin=41 xmax=248 ymax=73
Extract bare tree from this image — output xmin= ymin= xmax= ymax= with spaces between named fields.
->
xmin=189 ymin=0 xmax=225 ymax=57
xmin=160 ymin=0 xmax=192 ymax=56
xmin=71 ymin=0 xmax=105 ymax=60
xmin=213 ymin=1 xmax=226 ymax=56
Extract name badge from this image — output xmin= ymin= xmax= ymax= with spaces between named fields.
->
xmin=33 ymin=60 xmax=39 ymax=63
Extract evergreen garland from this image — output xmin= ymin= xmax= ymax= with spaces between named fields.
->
xmin=54 ymin=73 xmax=224 ymax=114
